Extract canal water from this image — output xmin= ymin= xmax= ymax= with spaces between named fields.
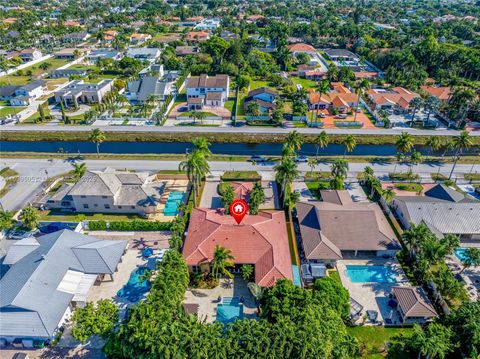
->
xmin=0 ymin=141 xmax=475 ymax=156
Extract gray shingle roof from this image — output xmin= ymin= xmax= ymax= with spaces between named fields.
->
xmin=424 ymin=183 xmax=469 ymax=203
xmin=0 ymin=230 xmax=127 ymax=338
xmin=392 ymin=286 xmax=437 ymax=318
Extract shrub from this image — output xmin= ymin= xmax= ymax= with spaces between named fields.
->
xmin=88 ymin=220 xmax=107 ymax=230
xmin=87 ymin=220 xmax=172 ymax=231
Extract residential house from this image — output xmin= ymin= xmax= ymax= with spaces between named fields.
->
xmin=43 ymin=169 xmax=164 ymax=216
xmin=54 ymin=79 xmax=114 ymax=107
xmin=63 ymin=20 xmax=82 ymax=27
xmin=244 ymin=87 xmax=279 ymax=113
xmin=296 ymin=190 xmax=399 ymax=265
xmin=129 ymin=33 xmax=152 ymax=44
xmin=125 ymin=47 xmax=160 ymax=63
xmin=104 ymin=30 xmax=118 ymax=43
xmin=86 ymin=49 xmax=122 ymax=64
xmin=10 ymin=81 xmax=46 ymax=106
xmin=287 ymin=43 xmax=317 ymax=56
xmin=0 ymin=85 xmax=19 ymax=101
xmin=392 ymin=183 xmax=480 ymax=242
xmin=366 ymin=87 xmax=420 ymax=113
xmin=246 ymin=15 xmax=265 ymax=24
xmin=62 ymin=31 xmax=90 ymax=43
xmin=323 ymin=48 xmax=360 ymax=62
xmin=130 ymin=20 xmax=146 ymax=29
xmin=175 ymin=46 xmax=199 ymax=56
xmin=54 ymin=48 xmax=87 ymax=60
xmin=138 ymin=63 xmax=164 ymax=79
xmin=308 ymin=82 xmax=359 ymax=112
xmin=127 ymin=76 xmax=174 ymax=104
xmin=50 ymin=68 xmax=89 ymax=79
xmin=186 ymin=74 xmax=229 ymax=110
xmin=392 ymin=286 xmax=438 ymax=325
xmin=186 ymin=31 xmax=210 ymax=42
xmin=183 ymin=208 xmax=293 ymax=286
xmin=155 ymin=34 xmax=181 ymax=44
xmin=0 ymin=230 xmax=127 ymax=343
xmin=420 ymin=85 xmax=452 ymax=102
xmin=19 ymin=48 xmax=42 ymax=62
xmin=194 ymin=19 xmax=220 ymax=31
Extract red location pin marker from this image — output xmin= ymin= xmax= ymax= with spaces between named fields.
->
xmin=230 ymin=199 xmax=248 ymax=224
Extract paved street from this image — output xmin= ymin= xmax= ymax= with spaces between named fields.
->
xmin=2 ymin=124 xmax=480 ymax=136
xmin=0 ymin=158 xmax=477 ymax=212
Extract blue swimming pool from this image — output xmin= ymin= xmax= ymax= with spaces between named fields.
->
xmin=216 ymin=297 xmax=243 ymax=324
xmin=455 ymin=248 xmax=468 ymax=263
xmin=346 ymin=265 xmax=398 ymax=283
xmin=164 ymin=192 xmax=186 ymax=216
xmin=117 ymin=267 xmax=151 ymax=302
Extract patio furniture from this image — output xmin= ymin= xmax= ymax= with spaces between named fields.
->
xmin=366 ymin=310 xmax=378 ymax=322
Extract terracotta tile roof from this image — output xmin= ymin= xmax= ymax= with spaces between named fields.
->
xmin=367 ymin=87 xmax=420 ymax=109
xmin=230 ymin=182 xmax=254 ymax=201
xmin=186 ymin=31 xmax=210 ymax=41
xmin=183 ymin=209 xmax=293 ymax=286
xmin=392 ymin=286 xmax=437 ymax=318
xmin=420 ymin=86 xmax=452 ymax=101
xmin=354 ymin=71 xmax=379 ymax=79
xmin=130 ymin=33 xmax=151 ymax=41
xmin=296 ymin=191 xmax=399 ymax=261
xmin=287 ymin=43 xmax=317 ymax=53
xmin=308 ymin=87 xmax=358 ymax=109
xmin=186 ymin=16 xmax=204 ymax=22
xmin=187 ymin=74 xmax=229 ymax=90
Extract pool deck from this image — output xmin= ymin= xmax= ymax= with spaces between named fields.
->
xmin=337 ymin=258 xmax=410 ymax=326
xmin=184 ymin=275 xmax=258 ymax=323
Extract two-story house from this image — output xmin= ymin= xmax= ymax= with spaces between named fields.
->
xmin=19 ymin=48 xmax=43 ymax=62
xmin=10 ymin=81 xmax=46 ymax=106
xmin=185 ymin=74 xmax=229 ymax=110
xmin=53 ymin=79 xmax=114 ymax=107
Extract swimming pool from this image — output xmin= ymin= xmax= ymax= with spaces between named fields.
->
xmin=117 ymin=267 xmax=151 ymax=302
xmin=164 ymin=192 xmax=185 ymax=216
xmin=455 ymin=248 xmax=468 ymax=263
xmin=346 ymin=265 xmax=398 ymax=283
xmin=216 ymin=297 xmax=243 ymax=324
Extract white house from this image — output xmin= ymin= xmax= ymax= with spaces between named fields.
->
xmin=54 ymin=79 xmax=114 ymax=107
xmin=186 ymin=74 xmax=229 ymax=110
xmin=194 ymin=18 xmax=220 ymax=30
xmin=19 ymin=48 xmax=43 ymax=62
xmin=10 ymin=81 xmax=45 ymax=106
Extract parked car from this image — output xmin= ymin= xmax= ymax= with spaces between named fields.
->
xmin=249 ymin=155 xmax=267 ymax=163
xmin=294 ymin=155 xmax=308 ymax=163
xmin=317 ymin=113 xmax=326 ymax=118
xmin=335 ymin=114 xmax=348 ymax=119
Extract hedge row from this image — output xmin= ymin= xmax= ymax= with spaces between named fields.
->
xmin=88 ymin=219 xmax=173 ymax=231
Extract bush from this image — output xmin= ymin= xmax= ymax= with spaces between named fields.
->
xmin=88 ymin=220 xmax=172 ymax=231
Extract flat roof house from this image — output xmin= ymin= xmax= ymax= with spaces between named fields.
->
xmin=0 ymin=230 xmax=127 ymax=344
xmin=127 ymin=76 xmax=174 ymax=103
xmin=392 ymin=286 xmax=438 ymax=325
xmin=54 ymin=79 xmax=114 ymax=107
xmin=129 ymin=33 xmax=152 ymax=44
xmin=296 ymin=190 xmax=399 ymax=264
xmin=186 ymin=74 xmax=229 ymax=110
xmin=19 ymin=48 xmax=42 ymax=62
xmin=125 ymin=47 xmax=160 ymax=63
xmin=86 ymin=49 xmax=122 ymax=64
xmin=323 ymin=48 xmax=359 ymax=62
xmin=392 ymin=184 xmax=480 ymax=242
xmin=183 ymin=209 xmax=293 ymax=286
xmin=43 ymin=169 xmax=164 ymax=216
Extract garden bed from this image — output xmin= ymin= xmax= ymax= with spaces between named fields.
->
xmin=221 ymin=171 xmax=261 ymax=181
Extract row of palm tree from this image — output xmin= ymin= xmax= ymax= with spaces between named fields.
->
xmin=274 ymin=131 xmax=301 ymax=206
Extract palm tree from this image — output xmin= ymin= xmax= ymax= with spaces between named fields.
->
xmin=192 ymin=137 xmax=212 ymax=158
xmin=409 ymin=150 xmax=422 ymax=172
xmin=211 ymin=245 xmax=235 ymax=279
xmin=179 ymin=150 xmax=210 ymax=201
xmin=449 ymin=130 xmax=472 ymax=179
xmin=241 ymin=264 xmax=254 ymax=281
xmin=71 ymin=162 xmax=86 ymax=180
xmin=402 ymin=223 xmax=430 ymax=259
xmin=88 ymin=128 xmax=106 ymax=157
xmin=330 ymin=159 xmax=349 ymax=180
xmin=19 ymin=206 xmax=39 ymax=230
xmin=221 ymin=183 xmax=235 ymax=214
xmin=409 ymin=97 xmax=423 ymax=127
xmin=314 ymin=80 xmax=330 ymax=123
xmin=307 ymin=158 xmax=317 ymax=177
xmin=382 ymin=188 xmax=396 ymax=203
xmin=426 ymin=136 xmax=441 ymax=159
xmin=342 ymin=134 xmax=356 ymax=157
xmin=358 ymin=165 xmax=374 ymax=184
xmin=392 ymin=152 xmax=404 ymax=176
xmin=285 ymin=130 xmax=303 ymax=153
xmin=353 ymin=79 xmax=370 ymax=123
xmin=459 ymin=247 xmax=480 ymax=274
xmin=424 ymin=96 xmax=441 ymax=127
xmin=396 ymin=132 xmax=414 ymax=155
xmin=247 ymin=282 xmax=264 ymax=301
xmin=314 ymin=131 xmax=329 ymax=159
xmin=249 ymin=182 xmax=265 ymax=215
xmin=274 ymin=157 xmax=299 ymax=205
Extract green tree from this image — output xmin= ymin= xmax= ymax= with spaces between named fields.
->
xmin=19 ymin=206 xmax=39 ymax=230
xmin=307 ymin=158 xmax=317 ymax=177
xmin=409 ymin=97 xmax=423 ymax=127
xmin=192 ymin=137 xmax=212 ymax=158
xmin=241 ymin=264 xmax=254 ymax=281
xmin=449 ymin=130 xmax=472 ymax=179
xmin=396 ymin=132 xmax=414 ymax=155
xmin=426 ymin=136 xmax=442 ymax=159
xmin=88 ymin=128 xmax=106 ymax=157
xmin=179 ymin=149 xmax=210 ymax=201
xmin=72 ymin=299 xmax=119 ymax=343
xmin=285 ymin=130 xmax=303 ymax=154
xmin=0 ymin=210 xmax=13 ymax=231
xmin=38 ymin=104 xmax=46 ymax=122
xmin=313 ymin=277 xmax=350 ymax=321
xmin=409 ymin=149 xmax=422 ymax=172
xmin=447 ymin=302 xmax=480 ymax=358
xmin=314 ymin=131 xmax=329 ymax=159
xmin=274 ymin=157 xmax=299 ymax=205
xmin=249 ymin=181 xmax=265 ymax=215
xmin=313 ymin=80 xmax=330 ymax=123
xmin=211 ymin=245 xmax=234 ymax=279
xmin=71 ymin=162 xmax=86 ymax=180
xmin=382 ymin=188 xmax=396 ymax=203
xmin=342 ymin=134 xmax=356 ymax=157
xmin=330 ymin=159 xmax=349 ymax=180
xmin=407 ymin=323 xmax=455 ymax=359
xmin=352 ymin=79 xmax=370 ymax=123
xmin=222 ymin=183 xmax=235 ymax=214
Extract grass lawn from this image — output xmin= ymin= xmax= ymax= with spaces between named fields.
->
xmin=224 ymin=97 xmax=236 ymax=113
xmin=44 ymin=78 xmax=69 ymax=91
xmin=249 ymin=79 xmax=275 ymax=90
xmin=168 ymin=94 xmax=187 ymax=115
xmin=305 ymin=171 xmax=331 ymax=180
xmin=0 ymin=106 xmax=25 ymax=117
xmin=290 ymin=76 xmax=317 ymax=90
xmin=327 ymin=269 xmax=341 ymax=283
xmin=221 ymin=171 xmax=261 ymax=181
xmin=68 ymin=64 xmax=97 ymax=71
xmin=348 ymin=327 xmax=412 ymax=359
xmin=431 ymin=173 xmax=448 ymax=181
xmin=394 ymin=183 xmax=423 ymax=192
xmin=39 ymin=210 xmax=142 ymax=222
xmin=0 ymin=100 xmax=10 ymax=106
xmin=306 ymin=181 xmax=331 ymax=198
xmin=465 ymin=173 xmax=480 ymax=181
xmin=22 ymin=106 xmax=52 ymax=124
xmin=0 ymin=75 xmax=31 ymax=85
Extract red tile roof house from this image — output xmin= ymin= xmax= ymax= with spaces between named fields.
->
xmin=420 ymin=85 xmax=452 ymax=102
xmin=308 ymin=82 xmax=359 ymax=112
xmin=183 ymin=208 xmax=293 ymax=287
xmin=186 ymin=31 xmax=210 ymax=42
xmin=366 ymin=87 xmax=420 ymax=113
